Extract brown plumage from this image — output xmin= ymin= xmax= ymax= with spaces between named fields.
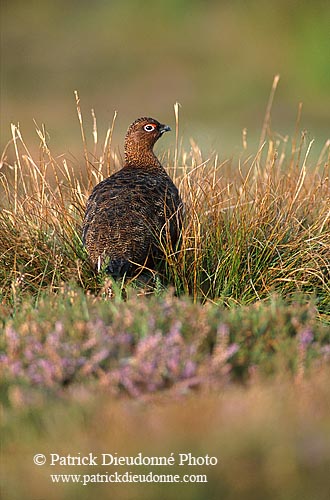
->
xmin=82 ymin=117 xmax=183 ymax=279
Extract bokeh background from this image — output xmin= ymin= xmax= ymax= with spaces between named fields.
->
xmin=1 ymin=0 xmax=330 ymax=157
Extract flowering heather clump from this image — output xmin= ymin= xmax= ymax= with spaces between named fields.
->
xmin=0 ymin=290 xmax=236 ymax=402
xmin=0 ymin=286 xmax=329 ymax=406
xmin=109 ymin=323 xmax=198 ymax=396
xmin=0 ymin=316 xmax=239 ymax=401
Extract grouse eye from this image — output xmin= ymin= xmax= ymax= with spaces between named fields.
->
xmin=144 ymin=124 xmax=156 ymax=132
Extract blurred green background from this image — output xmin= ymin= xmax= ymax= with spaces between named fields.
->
xmin=1 ymin=0 xmax=330 ymax=157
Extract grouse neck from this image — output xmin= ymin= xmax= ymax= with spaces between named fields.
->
xmin=124 ymin=139 xmax=162 ymax=169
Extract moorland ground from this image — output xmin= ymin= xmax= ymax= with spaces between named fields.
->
xmin=1 ymin=97 xmax=329 ymax=498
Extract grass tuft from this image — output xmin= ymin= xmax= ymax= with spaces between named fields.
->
xmin=0 ymin=96 xmax=329 ymax=315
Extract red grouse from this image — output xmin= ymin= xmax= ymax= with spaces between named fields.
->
xmin=82 ymin=117 xmax=183 ymax=279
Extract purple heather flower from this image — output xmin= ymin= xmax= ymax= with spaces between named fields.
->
xmin=182 ymin=359 xmax=197 ymax=378
xmin=168 ymin=320 xmax=182 ymax=339
xmin=320 ymin=345 xmax=330 ymax=358
xmin=299 ymin=329 xmax=314 ymax=346
xmin=225 ymin=343 xmax=239 ymax=359
xmin=217 ymin=323 xmax=229 ymax=339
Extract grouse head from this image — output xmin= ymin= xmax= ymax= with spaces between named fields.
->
xmin=124 ymin=117 xmax=171 ymax=168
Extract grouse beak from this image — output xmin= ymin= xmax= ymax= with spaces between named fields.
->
xmin=159 ymin=124 xmax=171 ymax=134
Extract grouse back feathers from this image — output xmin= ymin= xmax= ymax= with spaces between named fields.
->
xmin=82 ymin=117 xmax=183 ymax=279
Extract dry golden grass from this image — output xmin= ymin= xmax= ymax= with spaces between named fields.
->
xmin=0 ymin=81 xmax=329 ymax=313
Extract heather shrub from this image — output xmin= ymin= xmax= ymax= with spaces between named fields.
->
xmin=1 ymin=285 xmax=329 ymax=407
